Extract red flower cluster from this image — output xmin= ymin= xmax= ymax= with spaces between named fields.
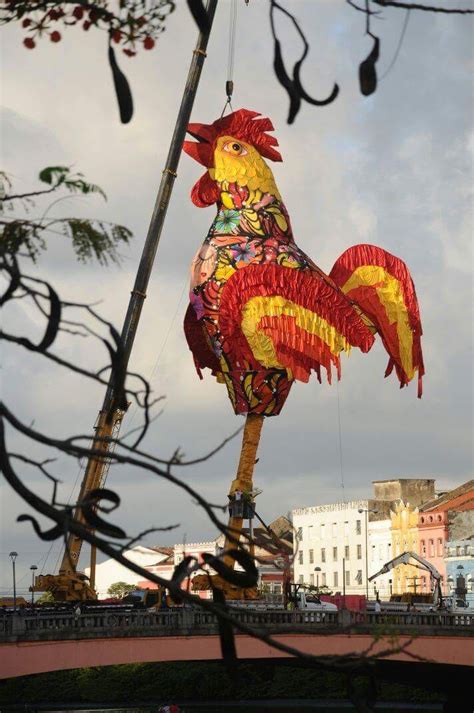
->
xmin=8 ymin=1 xmax=175 ymax=56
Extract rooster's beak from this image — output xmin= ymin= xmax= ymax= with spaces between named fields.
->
xmin=183 ymin=122 xmax=215 ymax=167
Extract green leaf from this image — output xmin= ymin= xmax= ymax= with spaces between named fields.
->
xmin=59 ymin=218 xmax=132 ymax=265
xmin=38 ymin=166 xmax=107 ymax=200
xmin=38 ymin=166 xmax=70 ymax=186
xmin=0 ymin=220 xmax=46 ymax=262
xmin=64 ymin=177 xmax=107 ymax=200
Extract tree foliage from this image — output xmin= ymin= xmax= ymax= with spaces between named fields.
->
xmin=107 ymin=581 xmax=137 ymax=598
xmin=0 ymin=166 xmax=132 ymax=265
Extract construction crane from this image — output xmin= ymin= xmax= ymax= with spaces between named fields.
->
xmin=34 ymin=409 xmax=125 ymax=601
xmin=32 ymin=2 xmax=218 ymax=602
xmin=368 ymin=551 xmax=444 ymax=608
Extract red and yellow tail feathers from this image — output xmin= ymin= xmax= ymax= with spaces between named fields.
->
xmin=329 ymin=244 xmax=424 ymax=397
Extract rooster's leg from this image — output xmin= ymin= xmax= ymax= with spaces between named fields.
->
xmin=223 ymin=413 xmax=264 ymax=566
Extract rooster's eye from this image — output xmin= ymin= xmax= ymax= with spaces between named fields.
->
xmin=223 ymin=141 xmax=248 ymax=157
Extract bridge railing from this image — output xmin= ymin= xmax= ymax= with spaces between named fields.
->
xmin=0 ymin=607 xmax=472 ymax=641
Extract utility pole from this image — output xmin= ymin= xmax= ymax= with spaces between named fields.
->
xmin=34 ymin=0 xmax=220 ymax=601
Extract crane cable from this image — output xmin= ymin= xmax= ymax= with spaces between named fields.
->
xmin=221 ymin=0 xmax=238 ymax=116
xmin=120 ymin=279 xmax=188 ymax=443
xmin=379 ymin=9 xmax=411 ymax=80
xmin=336 ymin=380 xmax=346 ymax=504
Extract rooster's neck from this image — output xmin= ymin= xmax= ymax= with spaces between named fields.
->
xmin=212 ymin=181 xmax=293 ymax=240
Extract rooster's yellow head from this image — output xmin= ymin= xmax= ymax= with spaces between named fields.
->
xmin=183 ymin=109 xmax=282 ymax=207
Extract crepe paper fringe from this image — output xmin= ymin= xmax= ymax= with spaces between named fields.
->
xmin=330 ymin=244 xmax=424 ymax=397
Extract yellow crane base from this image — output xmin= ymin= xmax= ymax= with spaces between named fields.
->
xmin=34 ymin=573 xmax=97 ymax=602
xmin=191 ymin=573 xmax=258 ymax=600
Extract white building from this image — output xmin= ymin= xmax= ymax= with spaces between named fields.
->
xmin=292 ymin=499 xmax=375 ymax=595
xmin=368 ymin=518 xmax=393 ymax=598
xmin=84 ymin=545 xmax=172 ymax=599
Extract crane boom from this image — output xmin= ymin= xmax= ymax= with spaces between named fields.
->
xmin=369 ymin=550 xmax=443 ymax=606
xmin=33 ymin=0 xmax=219 ymax=602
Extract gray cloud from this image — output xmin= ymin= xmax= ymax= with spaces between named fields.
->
xmin=1 ymin=1 xmax=472 ymax=592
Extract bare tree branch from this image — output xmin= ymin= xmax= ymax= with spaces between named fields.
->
xmin=373 ymin=0 xmax=474 ymax=12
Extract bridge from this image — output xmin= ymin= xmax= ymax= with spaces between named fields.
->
xmin=1 ymin=608 xmax=473 ymax=679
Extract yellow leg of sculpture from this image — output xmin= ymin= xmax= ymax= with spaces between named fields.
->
xmin=223 ymin=413 xmax=264 ymax=563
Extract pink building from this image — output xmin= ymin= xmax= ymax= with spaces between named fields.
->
xmin=418 ymin=510 xmax=448 ymax=592
xmin=418 ymin=480 xmax=474 ymax=594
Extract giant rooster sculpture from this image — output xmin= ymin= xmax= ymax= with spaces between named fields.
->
xmin=183 ymin=109 xmax=424 ymax=589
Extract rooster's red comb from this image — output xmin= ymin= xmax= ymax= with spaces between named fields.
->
xmin=183 ymin=109 xmax=282 ymax=167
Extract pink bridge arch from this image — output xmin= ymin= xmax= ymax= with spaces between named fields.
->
xmin=2 ymin=632 xmax=473 ymax=679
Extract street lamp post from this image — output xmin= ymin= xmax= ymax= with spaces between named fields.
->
xmin=314 ymin=566 xmax=321 ymax=592
xmin=9 ymin=552 xmax=18 ymax=612
xmin=30 ymin=565 xmax=38 ymax=608
xmin=358 ymin=507 xmax=378 ymax=600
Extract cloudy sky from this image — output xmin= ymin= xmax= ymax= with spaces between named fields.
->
xmin=1 ymin=0 xmax=472 ymax=596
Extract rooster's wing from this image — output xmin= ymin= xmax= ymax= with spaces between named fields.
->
xmin=218 ymin=263 xmax=375 ymax=384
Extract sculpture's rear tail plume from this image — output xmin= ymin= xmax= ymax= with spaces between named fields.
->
xmin=330 ymin=244 xmax=424 ymax=397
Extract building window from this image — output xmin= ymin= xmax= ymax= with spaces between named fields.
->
xmin=356 ymin=520 xmax=361 ymax=535
xmin=274 ymin=583 xmax=282 ymax=594
xmin=321 ymin=548 xmax=326 ymax=563
xmin=310 ymin=574 xmax=314 ymax=585
xmin=429 ymin=539 xmax=434 ymax=557
xmin=344 ymin=521 xmax=349 ymax=537
xmin=297 ymin=527 xmax=303 ymax=540
xmin=421 ymin=539 xmax=426 ymax=555
xmin=299 ymin=574 xmax=304 ymax=584
xmin=308 ymin=525 xmax=313 ymax=539
xmin=298 ymin=551 xmax=303 ymax=565
xmin=345 ymin=570 xmax=350 ymax=586
xmin=345 ymin=545 xmax=350 ymax=559
xmin=334 ymin=572 xmax=338 ymax=587
xmin=321 ymin=573 xmax=326 ymax=586
xmin=371 ymin=545 xmax=376 ymax=562
xmin=333 ymin=547 xmax=338 ymax=562
xmin=332 ymin=522 xmax=337 ymax=537
xmin=309 ymin=549 xmax=314 ymax=564
xmin=356 ymin=570 xmax=362 ymax=585
xmin=437 ymin=538 xmax=443 ymax=557
xmin=320 ymin=523 xmax=325 ymax=538
xmin=357 ymin=544 xmax=362 ymax=560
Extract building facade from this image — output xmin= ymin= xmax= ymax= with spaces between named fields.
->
xmin=418 ymin=480 xmax=474 ymax=595
xmin=391 ymin=501 xmax=420 ymax=595
xmin=418 ymin=510 xmax=447 ymax=591
xmin=445 ymin=539 xmax=474 ymax=604
xmin=368 ymin=518 xmax=393 ymax=598
xmin=292 ymin=499 xmax=373 ymax=595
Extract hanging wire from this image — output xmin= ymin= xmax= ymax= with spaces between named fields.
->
xmin=336 ymin=380 xmax=346 ymax=504
xmin=121 ymin=278 xmax=188 ymax=442
xmin=379 ymin=9 xmax=411 ymax=79
xmin=221 ymin=0 xmax=238 ymax=116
